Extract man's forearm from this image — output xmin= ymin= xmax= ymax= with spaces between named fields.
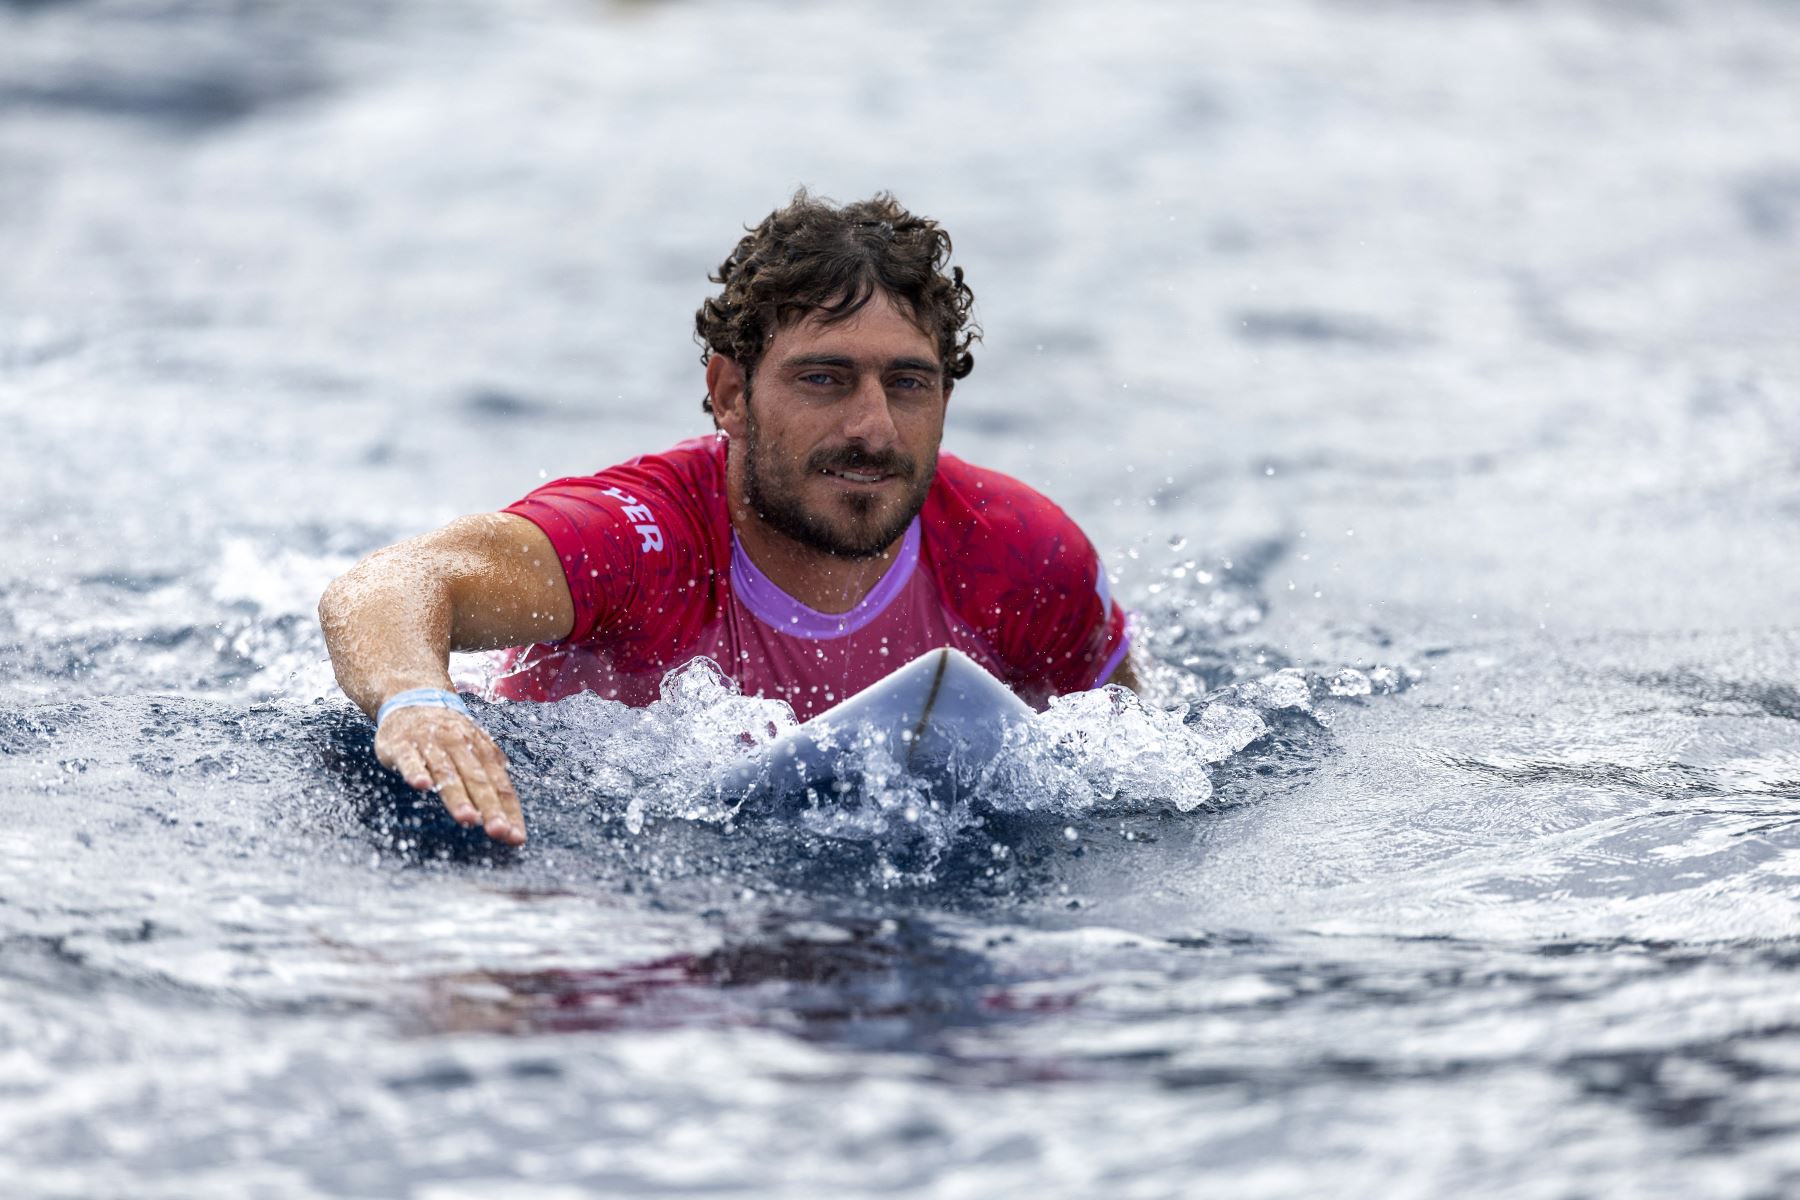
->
xmin=318 ymin=550 xmax=459 ymax=719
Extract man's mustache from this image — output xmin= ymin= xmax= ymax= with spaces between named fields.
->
xmin=807 ymin=446 xmax=916 ymax=478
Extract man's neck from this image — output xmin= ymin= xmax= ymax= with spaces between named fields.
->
xmin=727 ymin=507 xmax=905 ymax=615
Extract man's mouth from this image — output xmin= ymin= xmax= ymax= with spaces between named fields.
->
xmin=808 ymin=445 xmax=916 ymax=490
xmin=821 ymin=466 xmax=893 ymax=485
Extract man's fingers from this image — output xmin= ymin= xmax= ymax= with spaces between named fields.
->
xmin=450 ymin=739 xmax=519 ymax=844
xmin=375 ymin=727 xmax=434 ymax=792
xmin=476 ymin=738 xmax=525 ymax=836
xmin=388 ymin=743 xmax=432 ymax=793
xmin=376 ymin=709 xmax=525 ymax=845
xmin=422 ymin=742 xmax=481 ymax=828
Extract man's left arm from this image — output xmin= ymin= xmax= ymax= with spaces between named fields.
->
xmin=1016 ymin=529 xmax=1135 ymax=699
xmin=1106 ymin=654 xmax=1141 ymax=693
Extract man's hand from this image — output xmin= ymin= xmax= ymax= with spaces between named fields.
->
xmin=374 ymin=707 xmax=526 ymax=845
xmin=320 ymin=513 xmax=572 ymax=847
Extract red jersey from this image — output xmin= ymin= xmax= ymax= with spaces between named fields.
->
xmin=493 ymin=436 xmax=1129 ymax=721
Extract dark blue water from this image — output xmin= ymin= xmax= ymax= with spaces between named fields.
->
xmin=4 ymin=1 xmax=1800 ymax=1195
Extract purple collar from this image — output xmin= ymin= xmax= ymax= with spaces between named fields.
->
xmin=730 ymin=519 xmax=921 ymax=640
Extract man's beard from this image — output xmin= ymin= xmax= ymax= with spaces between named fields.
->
xmin=741 ymin=404 xmax=936 ymax=560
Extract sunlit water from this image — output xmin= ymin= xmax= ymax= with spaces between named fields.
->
xmin=4 ymin=0 xmax=1800 ymax=1196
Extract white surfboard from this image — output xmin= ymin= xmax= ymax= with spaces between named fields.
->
xmin=717 ymin=647 xmax=1034 ymax=803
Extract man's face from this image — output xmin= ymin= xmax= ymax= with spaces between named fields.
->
xmin=729 ymin=290 xmax=948 ymax=559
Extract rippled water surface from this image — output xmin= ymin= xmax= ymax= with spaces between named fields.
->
xmin=4 ymin=1 xmax=1800 ymax=1196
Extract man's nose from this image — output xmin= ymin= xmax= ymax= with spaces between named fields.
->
xmin=841 ymin=372 xmax=899 ymax=447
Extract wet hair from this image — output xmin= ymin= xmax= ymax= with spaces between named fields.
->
xmin=694 ymin=189 xmax=980 ymax=415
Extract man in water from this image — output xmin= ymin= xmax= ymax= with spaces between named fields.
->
xmin=319 ymin=191 xmax=1135 ymax=845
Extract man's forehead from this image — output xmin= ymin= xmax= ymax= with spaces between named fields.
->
xmin=774 ymin=290 xmax=933 ymax=344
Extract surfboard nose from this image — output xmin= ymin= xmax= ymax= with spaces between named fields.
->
xmin=715 ymin=647 xmax=1033 ymax=805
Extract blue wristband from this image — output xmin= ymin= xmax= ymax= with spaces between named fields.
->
xmin=376 ymin=688 xmax=472 ymax=727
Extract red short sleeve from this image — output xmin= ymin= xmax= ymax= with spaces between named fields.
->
xmin=923 ymin=457 xmax=1131 ymax=701
xmin=502 ymin=438 xmax=727 ymax=646
xmin=1002 ymin=503 xmax=1131 ymax=695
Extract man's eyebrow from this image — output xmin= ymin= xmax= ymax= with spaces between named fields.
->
xmin=888 ymin=356 xmax=942 ymax=375
xmin=784 ymin=353 xmax=942 ymax=375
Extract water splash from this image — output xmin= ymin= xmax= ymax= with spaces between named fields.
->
xmin=473 ymin=651 xmax=1393 ymax=885
xmin=979 ymin=685 xmax=1237 ymax=814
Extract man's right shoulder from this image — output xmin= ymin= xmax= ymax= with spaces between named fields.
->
xmin=547 ymin=435 xmax=724 ymax=503
xmin=507 ymin=436 xmax=725 ymax=536
xmin=500 ymin=437 xmax=729 ymax=644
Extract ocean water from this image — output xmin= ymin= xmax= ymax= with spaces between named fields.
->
xmin=3 ymin=0 xmax=1800 ymax=1195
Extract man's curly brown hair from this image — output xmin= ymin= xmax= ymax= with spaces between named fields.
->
xmin=694 ymin=190 xmax=980 ymax=415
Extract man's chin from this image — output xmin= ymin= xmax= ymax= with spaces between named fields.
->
xmin=816 ymin=516 xmax=908 ymax=559
xmin=801 ymin=497 xmax=916 ymax=559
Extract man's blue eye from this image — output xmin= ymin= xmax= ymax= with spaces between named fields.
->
xmin=801 ymin=372 xmax=837 ymax=386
